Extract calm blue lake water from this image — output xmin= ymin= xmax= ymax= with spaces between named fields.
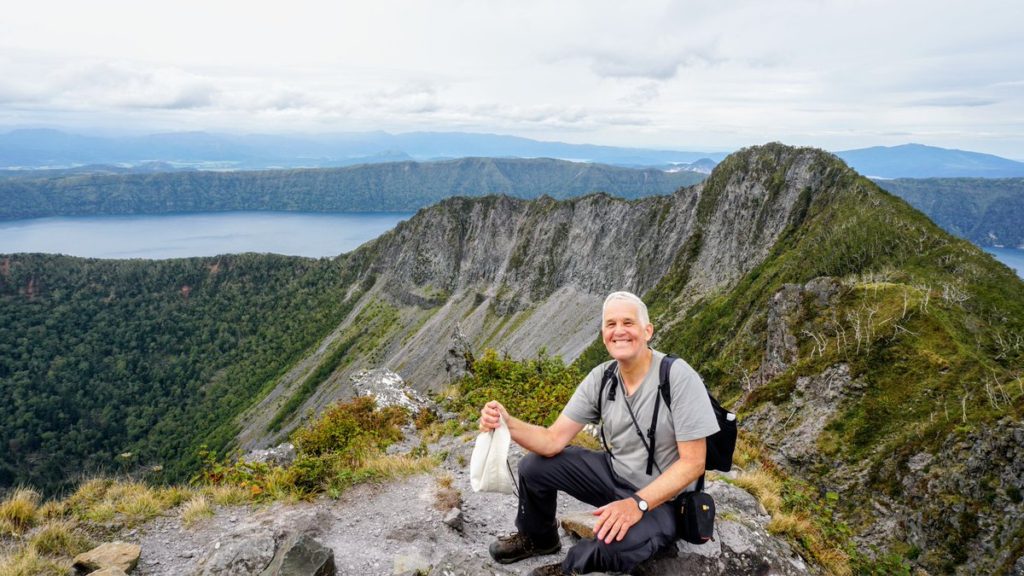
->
xmin=0 ymin=212 xmax=414 ymax=259
xmin=984 ymin=247 xmax=1024 ymax=279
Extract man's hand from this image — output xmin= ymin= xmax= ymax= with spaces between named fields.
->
xmin=479 ymin=400 xmax=509 ymax=432
xmin=592 ymin=497 xmax=643 ymax=543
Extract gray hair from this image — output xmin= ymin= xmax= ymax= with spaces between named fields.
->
xmin=602 ymin=291 xmax=650 ymax=328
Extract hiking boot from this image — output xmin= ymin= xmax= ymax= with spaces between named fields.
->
xmin=488 ymin=532 xmax=561 ymax=564
xmin=527 ymin=563 xmax=572 ymax=576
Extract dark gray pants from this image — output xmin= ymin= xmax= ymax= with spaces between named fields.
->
xmin=515 ymin=446 xmax=677 ymax=574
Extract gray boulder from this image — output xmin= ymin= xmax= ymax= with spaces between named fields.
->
xmin=260 ymin=533 xmax=336 ymax=576
xmin=194 ymin=533 xmax=276 ymax=576
xmin=245 ymin=443 xmax=297 ymax=468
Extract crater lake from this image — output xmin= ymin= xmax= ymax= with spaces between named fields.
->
xmin=0 ymin=211 xmax=414 ymax=259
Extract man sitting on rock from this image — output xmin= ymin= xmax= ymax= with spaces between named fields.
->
xmin=479 ymin=291 xmax=719 ymax=576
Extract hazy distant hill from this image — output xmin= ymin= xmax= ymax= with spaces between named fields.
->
xmin=837 ymin=143 xmax=1024 ymax=178
xmin=0 ymin=157 xmax=704 ymax=220
xmin=876 ymin=177 xmax=1024 ymax=248
xmin=0 ymin=128 xmax=724 ymax=170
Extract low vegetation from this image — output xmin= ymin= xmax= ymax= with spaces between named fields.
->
xmin=0 ymin=396 xmax=436 ymax=575
xmin=447 ymin=348 xmax=583 ymax=426
xmin=730 ymin=435 xmax=918 ymax=576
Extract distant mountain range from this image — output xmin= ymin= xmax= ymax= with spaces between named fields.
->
xmin=0 ymin=129 xmax=725 ymax=171
xmin=5 ymin=129 xmax=1023 ymax=178
xmin=835 ymin=143 xmax=1024 ymax=178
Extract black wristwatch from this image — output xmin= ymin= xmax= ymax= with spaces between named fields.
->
xmin=630 ymin=494 xmax=649 ymax=514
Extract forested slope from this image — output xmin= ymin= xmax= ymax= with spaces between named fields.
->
xmin=876 ymin=177 xmax=1024 ymax=248
xmin=0 ymin=253 xmax=363 ymax=493
xmin=0 ymin=157 xmax=702 ymax=219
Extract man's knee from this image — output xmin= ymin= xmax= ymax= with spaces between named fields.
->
xmin=565 ymin=533 xmax=663 ymax=574
xmin=517 ymin=451 xmax=547 ymax=481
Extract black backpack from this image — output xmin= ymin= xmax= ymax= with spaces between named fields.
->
xmin=596 ymin=354 xmax=737 ymax=476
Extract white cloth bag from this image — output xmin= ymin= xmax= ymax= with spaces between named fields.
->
xmin=469 ymin=415 xmax=516 ymax=494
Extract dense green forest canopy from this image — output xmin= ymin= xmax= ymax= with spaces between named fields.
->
xmin=0 ymin=252 xmax=363 ymax=494
xmin=876 ymin=177 xmax=1024 ymax=248
xmin=0 ymin=158 xmax=703 ymax=220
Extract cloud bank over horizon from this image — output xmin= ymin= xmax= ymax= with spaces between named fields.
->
xmin=1 ymin=0 xmax=1021 ymax=157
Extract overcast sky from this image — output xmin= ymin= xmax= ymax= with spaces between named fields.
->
xmin=1 ymin=0 xmax=1022 ymax=157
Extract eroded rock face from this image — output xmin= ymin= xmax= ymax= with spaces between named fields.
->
xmin=896 ymin=418 xmax=1024 ymax=573
xmin=745 ymin=362 xmax=864 ymax=467
xmin=238 ymin=146 xmax=851 ymax=451
xmin=753 ymin=277 xmax=843 ymax=390
xmin=444 ymin=324 xmax=473 ymax=383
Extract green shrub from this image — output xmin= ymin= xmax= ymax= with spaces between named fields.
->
xmin=451 ymin=349 xmax=582 ymax=426
xmin=292 ymin=396 xmax=407 ymax=457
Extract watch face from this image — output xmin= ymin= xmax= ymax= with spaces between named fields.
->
xmin=639 ymin=500 xmax=649 ymax=511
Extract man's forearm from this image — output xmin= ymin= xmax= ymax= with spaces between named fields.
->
xmin=636 ymin=457 xmax=705 ymax=510
xmin=506 ymin=416 xmax=562 ymax=457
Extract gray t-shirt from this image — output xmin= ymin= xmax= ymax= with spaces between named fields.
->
xmin=563 ymin=349 xmax=719 ymax=493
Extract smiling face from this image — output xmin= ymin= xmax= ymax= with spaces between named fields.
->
xmin=602 ymin=299 xmax=654 ymax=364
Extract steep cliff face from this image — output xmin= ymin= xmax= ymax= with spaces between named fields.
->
xmin=237 ymin=145 xmax=837 ymax=449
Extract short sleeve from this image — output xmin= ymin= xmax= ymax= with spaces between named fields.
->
xmin=562 ymin=363 xmax=607 ymax=425
xmin=669 ymin=359 xmax=720 ymax=441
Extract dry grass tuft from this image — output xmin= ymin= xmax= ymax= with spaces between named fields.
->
xmin=114 ymin=487 xmax=163 ymax=523
xmin=361 ymin=454 xmax=436 ymax=479
xmin=180 ymin=496 xmax=214 ymax=528
xmin=433 ymin=473 xmax=462 ymax=511
xmin=0 ymin=546 xmax=72 ymax=576
xmin=0 ymin=489 xmax=40 ymax=535
xmin=35 ymin=501 xmax=67 ymax=521
xmin=769 ymin=512 xmax=852 ymax=576
xmin=157 ymin=486 xmax=192 ymax=509
xmin=80 ymin=501 xmax=116 ymax=524
xmin=203 ymin=484 xmax=250 ymax=506
xmin=767 ymin=511 xmax=816 ymax=539
xmin=65 ymin=478 xmax=112 ymax=513
xmin=815 ymin=546 xmax=853 ymax=576
xmin=731 ymin=434 xmax=760 ymax=470
xmin=733 ymin=468 xmax=783 ymax=513
xmin=28 ymin=520 xmax=93 ymax=557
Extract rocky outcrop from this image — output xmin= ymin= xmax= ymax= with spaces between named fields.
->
xmin=754 ymin=277 xmax=842 ymax=389
xmin=350 ymin=368 xmax=428 ymax=412
xmin=259 ymin=533 xmax=336 ymax=576
xmin=190 ymin=530 xmax=335 ymax=576
xmin=895 ymin=418 xmax=1024 ymax=573
xmin=245 ymin=444 xmax=297 ymax=468
xmin=444 ymin=324 xmax=473 ymax=383
xmin=73 ymin=541 xmax=141 ymax=574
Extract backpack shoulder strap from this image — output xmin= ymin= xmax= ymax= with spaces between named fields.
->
xmin=645 ymin=354 xmax=677 ymax=475
xmin=659 ymin=354 xmax=677 ymax=409
xmin=597 ymin=361 xmax=618 ymax=458
xmin=660 ymin=354 xmax=710 ymax=492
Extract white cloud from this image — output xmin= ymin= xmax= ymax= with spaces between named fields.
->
xmin=0 ymin=0 xmax=1021 ymax=156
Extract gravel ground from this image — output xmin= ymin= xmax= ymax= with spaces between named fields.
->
xmin=124 ymin=435 xmax=594 ymax=576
